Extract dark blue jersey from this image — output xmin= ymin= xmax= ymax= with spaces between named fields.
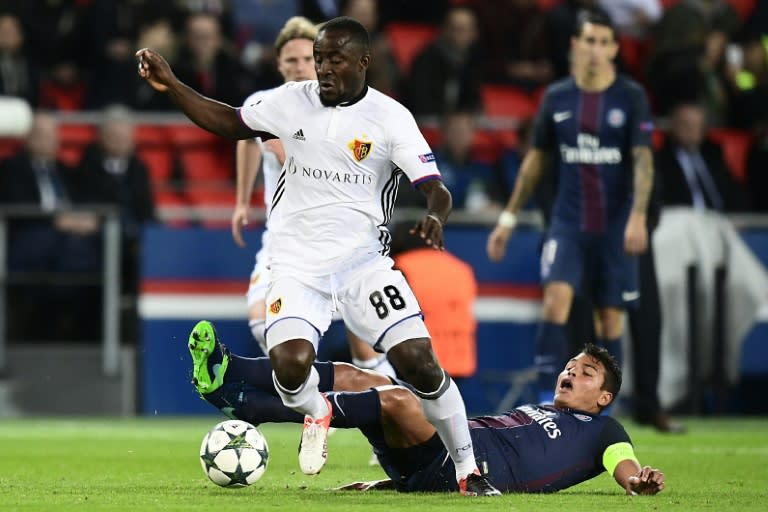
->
xmin=532 ymin=75 xmax=653 ymax=233
xmin=375 ymin=404 xmax=632 ymax=493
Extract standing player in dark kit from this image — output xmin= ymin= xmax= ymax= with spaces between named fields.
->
xmin=487 ymin=9 xmax=655 ymax=404
xmin=189 ymin=323 xmax=665 ymax=495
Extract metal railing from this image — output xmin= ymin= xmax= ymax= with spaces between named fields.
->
xmin=0 ymin=204 xmax=121 ymax=377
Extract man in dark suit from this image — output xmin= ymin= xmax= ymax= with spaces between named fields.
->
xmin=0 ymin=111 xmax=102 ymax=340
xmin=656 ymin=102 xmax=748 ymax=212
xmin=75 ymin=105 xmax=156 ymax=295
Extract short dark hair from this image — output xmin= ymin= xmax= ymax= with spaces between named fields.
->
xmin=573 ymin=8 xmax=616 ymax=39
xmin=582 ymin=343 xmax=622 ymax=397
xmin=320 ymin=16 xmax=370 ymax=53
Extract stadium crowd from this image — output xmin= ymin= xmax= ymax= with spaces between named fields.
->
xmin=0 ymin=1 xmax=766 ymax=427
xmin=0 ymin=0 xmax=765 ymax=211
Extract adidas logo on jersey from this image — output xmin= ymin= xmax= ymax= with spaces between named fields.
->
xmin=292 ymin=129 xmax=306 ymax=141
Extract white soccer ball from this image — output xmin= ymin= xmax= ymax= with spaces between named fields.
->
xmin=199 ymin=420 xmax=269 ymax=487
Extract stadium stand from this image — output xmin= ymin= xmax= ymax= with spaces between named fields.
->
xmin=383 ymin=22 xmax=439 ymax=73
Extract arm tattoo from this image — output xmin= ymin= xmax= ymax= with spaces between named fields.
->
xmin=631 ymin=146 xmax=653 ymax=214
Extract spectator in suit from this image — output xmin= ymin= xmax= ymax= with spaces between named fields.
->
xmin=0 ymin=13 xmax=40 ymax=107
xmin=75 ymin=105 xmax=156 ymax=295
xmin=406 ymin=5 xmax=483 ymax=117
xmin=340 ymin=0 xmax=400 ymax=98
xmin=173 ymin=12 xmax=253 ymax=107
xmin=472 ymin=0 xmax=553 ymax=91
xmin=0 ymin=111 xmax=101 ymax=340
xmin=656 ymin=102 xmax=748 ymax=212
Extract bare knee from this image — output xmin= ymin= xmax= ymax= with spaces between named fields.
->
xmin=332 ymin=362 xmax=392 ymax=392
xmin=270 ymin=340 xmax=315 ymax=389
xmin=594 ymin=308 xmax=624 ymax=339
xmin=377 ymin=386 xmax=434 ymax=447
xmin=379 ymin=386 xmax=421 ymax=421
xmin=541 ymin=282 xmax=574 ymax=324
xmin=386 ymin=338 xmax=443 ymax=392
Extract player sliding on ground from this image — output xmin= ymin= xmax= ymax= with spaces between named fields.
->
xmin=187 ymin=320 xmax=665 ymax=495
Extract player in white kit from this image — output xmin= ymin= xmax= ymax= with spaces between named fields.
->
xmin=232 ymin=17 xmax=395 ymax=378
xmin=137 ymin=16 xmax=500 ymax=496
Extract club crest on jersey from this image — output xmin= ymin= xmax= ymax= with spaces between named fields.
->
xmin=269 ymin=298 xmax=282 ymax=315
xmin=348 ymin=137 xmax=373 ymax=162
xmin=607 ymin=108 xmax=625 ymax=127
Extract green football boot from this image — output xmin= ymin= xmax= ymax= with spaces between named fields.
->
xmin=188 ymin=320 xmax=229 ymax=396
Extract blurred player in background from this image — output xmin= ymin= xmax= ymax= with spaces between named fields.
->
xmin=486 ymin=9 xmax=654 ymax=405
xmin=190 ymin=328 xmax=666 ymax=495
xmin=137 ymin=16 xmax=499 ymax=495
xmin=231 ymin=16 xmax=395 ymax=378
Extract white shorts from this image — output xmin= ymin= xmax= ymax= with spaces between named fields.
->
xmin=246 ymin=245 xmax=270 ymax=307
xmin=264 ymin=253 xmax=429 ymax=353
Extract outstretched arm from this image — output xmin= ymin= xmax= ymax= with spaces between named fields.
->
xmin=614 ymin=460 xmax=665 ymax=495
xmin=411 ymin=179 xmax=452 ymax=250
xmin=486 ymin=148 xmax=546 ymax=262
xmin=136 ymin=48 xmax=269 ymax=141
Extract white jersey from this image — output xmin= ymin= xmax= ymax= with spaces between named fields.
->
xmin=238 ymin=81 xmax=441 ymax=275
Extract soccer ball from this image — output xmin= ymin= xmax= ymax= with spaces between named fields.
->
xmin=199 ymin=420 xmax=269 ymax=487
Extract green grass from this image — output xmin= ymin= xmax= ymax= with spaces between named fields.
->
xmin=0 ymin=417 xmax=766 ymax=511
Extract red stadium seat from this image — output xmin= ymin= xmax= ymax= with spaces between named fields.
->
xmin=178 ymin=149 xmax=234 ymax=183
xmin=496 ymin=128 xmax=519 ymax=151
xmin=420 ymin=125 xmax=441 ymax=148
xmin=0 ymin=137 xmax=22 ymax=159
xmin=134 ymin=125 xmax=168 ymax=147
xmin=471 ymin=129 xmax=499 ymax=164
xmin=536 ymin=0 xmax=562 ymax=10
xmin=481 ymin=85 xmax=538 ymax=120
xmin=58 ymin=123 xmax=96 ymax=146
xmin=708 ymin=128 xmax=752 ymax=183
xmin=384 ymin=22 xmax=439 ymax=74
xmin=138 ymin=146 xmax=175 ymax=184
xmin=618 ymin=36 xmax=650 ymax=81
xmin=57 ymin=124 xmax=94 ymax=165
xmin=651 ymin=130 xmax=665 ymax=151
xmin=726 ymin=0 xmax=757 ymax=21
xmin=166 ymin=124 xmax=235 ymax=183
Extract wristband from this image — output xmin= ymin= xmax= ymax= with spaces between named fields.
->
xmin=497 ymin=211 xmax=518 ymax=229
xmin=426 ymin=213 xmax=443 ymax=227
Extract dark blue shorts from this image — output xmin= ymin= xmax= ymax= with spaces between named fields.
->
xmin=540 ymin=225 xmax=638 ymax=308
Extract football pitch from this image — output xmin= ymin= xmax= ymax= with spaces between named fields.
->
xmin=0 ymin=417 xmax=766 ymax=511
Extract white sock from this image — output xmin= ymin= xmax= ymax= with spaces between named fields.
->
xmin=352 ymin=355 xmax=397 ymax=379
xmin=249 ymin=319 xmax=267 ymax=354
xmin=272 ymin=366 xmax=328 ymax=419
xmin=419 ymin=376 xmax=478 ymax=481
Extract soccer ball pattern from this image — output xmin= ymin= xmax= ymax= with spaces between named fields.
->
xmin=199 ymin=420 xmax=269 ymax=487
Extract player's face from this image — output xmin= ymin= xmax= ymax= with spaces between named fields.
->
xmin=570 ymin=22 xmax=617 ymax=77
xmin=313 ymin=29 xmax=369 ymax=106
xmin=553 ymin=353 xmax=613 ymax=414
xmin=277 ymin=38 xmax=316 ymax=83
